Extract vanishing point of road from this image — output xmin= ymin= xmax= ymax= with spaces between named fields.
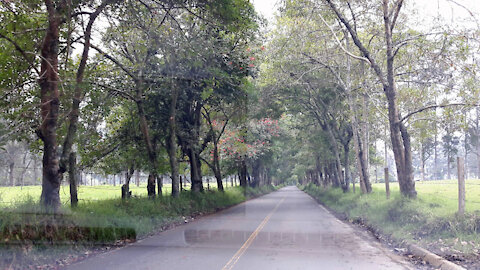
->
xmin=66 ymin=186 xmax=412 ymax=270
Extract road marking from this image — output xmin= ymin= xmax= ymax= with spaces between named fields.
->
xmin=221 ymin=197 xmax=285 ymax=270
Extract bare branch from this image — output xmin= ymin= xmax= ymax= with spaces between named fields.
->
xmin=390 ymin=0 xmax=404 ymax=31
xmin=91 ymin=82 xmax=136 ymax=101
xmin=401 ymin=103 xmax=478 ymax=123
xmin=317 ymin=12 xmax=368 ymax=63
xmin=324 ymin=0 xmax=387 ymax=85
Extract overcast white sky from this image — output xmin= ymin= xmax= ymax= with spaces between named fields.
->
xmin=251 ymin=0 xmax=480 ymax=27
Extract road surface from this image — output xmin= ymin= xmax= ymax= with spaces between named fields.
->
xmin=66 ymin=186 xmax=412 ymax=270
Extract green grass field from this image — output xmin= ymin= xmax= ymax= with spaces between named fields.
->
xmin=0 ymin=183 xmax=227 ymax=207
xmin=372 ymin=179 xmax=480 ymax=216
xmin=302 ymin=180 xmax=480 ymax=258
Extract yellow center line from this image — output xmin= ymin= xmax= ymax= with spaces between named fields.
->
xmin=221 ymin=197 xmax=285 ymax=270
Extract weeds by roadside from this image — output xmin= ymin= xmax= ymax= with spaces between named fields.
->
xmin=0 ymin=185 xmax=278 ymax=269
xmin=301 ymin=183 xmax=480 ymax=268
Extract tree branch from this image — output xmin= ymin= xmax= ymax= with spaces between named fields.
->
xmin=0 ymin=33 xmax=40 ymax=75
xmin=324 ymin=0 xmax=387 ymax=86
xmin=89 ymin=43 xmax=138 ymax=80
xmin=401 ymin=103 xmax=478 ymax=123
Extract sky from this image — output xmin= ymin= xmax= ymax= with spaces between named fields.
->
xmin=251 ymin=0 xmax=480 ymax=28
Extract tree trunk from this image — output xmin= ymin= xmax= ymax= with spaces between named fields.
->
xmin=326 ymin=0 xmax=416 ymax=198
xmin=343 ymin=144 xmax=351 ymax=191
xmin=8 ymin=162 xmax=14 ymax=186
xmin=157 ymin=175 xmax=162 ymax=196
xmin=344 ymin=35 xmax=370 ymax=193
xmin=421 ymin=146 xmax=426 ymax=182
xmin=135 ymin=83 xmax=158 ymax=196
xmin=464 ymin=110 xmax=468 ymax=180
xmin=39 ymin=2 xmax=62 ymax=210
xmin=239 ymin=160 xmax=248 ymax=187
xmin=59 ymin=0 xmax=111 ymax=175
xmin=135 ymin=170 xmax=139 ymax=187
xmin=448 ymin=156 xmax=451 ymax=180
xmin=213 ymin=139 xmax=224 ymax=191
xmin=477 ymin=107 xmax=480 ymax=179
xmin=180 ymin=175 xmax=183 ymax=192
xmin=384 ymin=1 xmax=416 ymax=198
xmin=68 ymin=152 xmax=78 ymax=207
xmin=251 ymin=160 xmax=261 ymax=188
xmin=168 ymin=85 xmax=180 ymax=197
xmin=122 ymin=167 xmax=134 ymax=199
xmin=189 ymin=149 xmax=203 ymax=192
xmin=320 ymin=121 xmax=345 ymax=189
xmin=19 ymin=151 xmax=29 ymax=188
xmin=363 ymin=94 xmax=370 ymax=175
xmin=147 ymin=174 xmax=156 ymax=198
xmin=434 ymin=122 xmax=439 ymax=180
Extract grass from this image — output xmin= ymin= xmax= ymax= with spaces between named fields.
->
xmin=0 ymin=184 xmax=278 ymax=269
xmin=0 ymin=183 xmax=230 ymax=207
xmin=0 ymin=185 xmax=276 ymax=240
xmin=372 ymin=180 xmax=480 ymax=216
xmin=301 ymin=181 xmax=480 ymax=259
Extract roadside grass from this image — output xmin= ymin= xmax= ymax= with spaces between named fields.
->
xmin=0 ymin=183 xmax=231 ymax=207
xmin=0 ymin=185 xmax=278 ymax=269
xmin=0 ymin=185 xmax=276 ymax=242
xmin=301 ymin=182 xmax=480 ymax=258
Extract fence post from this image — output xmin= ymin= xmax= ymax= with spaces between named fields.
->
xmin=457 ymin=157 xmax=465 ymax=216
xmin=384 ymin=167 xmax=390 ymax=199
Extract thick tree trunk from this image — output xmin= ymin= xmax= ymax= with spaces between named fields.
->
xmin=387 ymin=94 xmax=416 ymax=197
xmin=189 ymin=149 xmax=203 ymax=192
xmin=239 ymin=160 xmax=248 ymax=187
xmin=384 ymin=0 xmax=416 ymax=198
xmin=39 ymin=2 xmax=62 ymax=210
xmin=251 ymin=160 xmax=262 ymax=187
xmin=147 ymin=174 xmax=156 ymax=198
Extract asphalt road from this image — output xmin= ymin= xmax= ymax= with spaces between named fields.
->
xmin=66 ymin=186 xmax=412 ymax=270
